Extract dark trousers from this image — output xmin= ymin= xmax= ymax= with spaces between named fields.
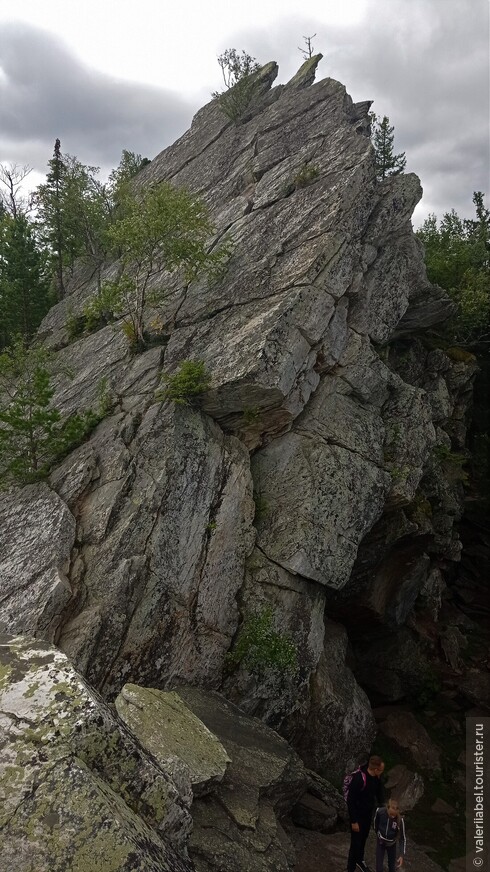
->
xmin=375 ymin=840 xmax=397 ymax=872
xmin=347 ymin=816 xmax=371 ymax=872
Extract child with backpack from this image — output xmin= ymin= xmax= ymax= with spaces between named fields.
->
xmin=374 ymin=798 xmax=406 ymax=871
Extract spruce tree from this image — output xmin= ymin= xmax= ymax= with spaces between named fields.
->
xmin=35 ymin=143 xmax=112 ymax=295
xmin=0 ymin=213 xmax=51 ymax=349
xmin=370 ymin=114 xmax=407 ymax=181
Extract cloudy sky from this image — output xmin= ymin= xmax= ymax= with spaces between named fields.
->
xmin=0 ymin=0 xmax=488 ymax=226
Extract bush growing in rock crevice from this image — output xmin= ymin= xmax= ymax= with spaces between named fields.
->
xmin=157 ymin=360 xmax=211 ymax=406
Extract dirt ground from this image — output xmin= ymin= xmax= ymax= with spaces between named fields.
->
xmin=289 ymin=827 xmax=447 ymax=872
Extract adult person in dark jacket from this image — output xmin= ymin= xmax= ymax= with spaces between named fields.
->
xmin=347 ymin=755 xmax=385 ymax=872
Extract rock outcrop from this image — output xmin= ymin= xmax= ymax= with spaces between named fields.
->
xmin=0 ymin=58 xmax=477 ymax=868
xmin=0 ymin=636 xmax=193 ymax=872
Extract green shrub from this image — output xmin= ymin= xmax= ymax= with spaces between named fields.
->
xmin=0 ymin=340 xmax=109 ymax=486
xmin=157 ymin=360 xmax=211 ymax=405
xmin=242 ymin=406 xmax=261 ymax=424
xmin=294 ymin=162 xmax=320 ymax=188
xmin=432 ymin=443 xmax=467 ymax=465
xmin=225 ymin=606 xmax=297 ymax=676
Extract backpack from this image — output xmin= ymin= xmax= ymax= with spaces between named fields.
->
xmin=342 ymin=765 xmax=367 ymax=803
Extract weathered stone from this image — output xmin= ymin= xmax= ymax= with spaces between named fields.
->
xmin=115 ymin=685 xmax=230 ymax=796
xmin=0 ymin=485 xmax=76 ymax=640
xmin=352 ymin=623 xmax=438 ymax=701
xmin=294 ymin=620 xmax=377 ymax=779
xmin=458 ymin=670 xmax=490 ymax=708
xmin=384 ymin=764 xmax=424 ymax=811
xmin=0 ymin=59 xmax=471 ymax=871
xmin=56 ymin=401 xmax=255 ymax=695
xmin=223 ymin=546 xmax=326 ymax=732
xmin=379 ymin=711 xmax=441 ymax=770
xmin=173 ymin=686 xmax=306 ymax=872
xmin=291 ymin=792 xmax=337 ymax=833
xmin=252 ymin=428 xmax=390 ymax=589
xmin=431 ymin=797 xmax=456 ymax=814
xmin=0 ymin=636 xmax=193 ymax=872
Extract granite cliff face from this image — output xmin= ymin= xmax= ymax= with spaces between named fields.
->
xmin=0 ymin=59 xmax=474 ymax=870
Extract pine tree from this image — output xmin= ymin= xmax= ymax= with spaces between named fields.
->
xmin=0 ymin=339 xmax=104 ymax=486
xmin=0 ymin=213 xmax=51 ymax=349
xmin=370 ymin=114 xmax=406 ymax=181
xmin=35 ymin=142 xmax=112 ymax=296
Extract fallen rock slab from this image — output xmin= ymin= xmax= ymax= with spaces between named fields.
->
xmin=115 ymin=684 xmax=230 ymax=797
xmin=175 ymin=686 xmax=307 ymax=872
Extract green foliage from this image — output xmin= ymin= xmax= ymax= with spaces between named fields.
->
xmin=294 ymin=162 xmax=320 ymax=188
xmin=85 ymin=182 xmax=228 ymax=351
xmin=242 ymin=405 xmax=261 ymax=424
xmin=432 ymin=443 xmax=469 ymax=484
xmin=388 ymin=465 xmax=410 ymax=482
xmin=0 ymin=212 xmax=52 ymax=349
xmin=108 ymin=150 xmax=151 ymax=206
xmin=0 ymin=339 xmax=108 ymax=486
xmin=212 ymin=49 xmax=261 ymax=122
xmin=432 ymin=443 xmax=466 ymax=465
xmin=35 ymin=145 xmax=152 ymax=302
xmin=157 ymin=360 xmax=211 ymax=405
xmin=35 ymin=142 xmax=112 ymax=298
xmin=370 ymin=114 xmax=406 ymax=181
xmin=225 ymin=606 xmax=297 ymax=676
xmin=417 ymin=192 xmax=490 ymax=346
xmin=66 ymin=288 xmax=114 ymax=341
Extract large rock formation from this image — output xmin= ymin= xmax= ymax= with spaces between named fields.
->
xmin=0 ymin=57 xmax=476 ymax=866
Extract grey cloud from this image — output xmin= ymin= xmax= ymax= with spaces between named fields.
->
xmin=0 ymin=22 xmax=196 ymax=176
xmin=2 ymin=3 xmax=488 ymax=226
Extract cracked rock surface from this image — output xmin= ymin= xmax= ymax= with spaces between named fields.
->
xmin=0 ymin=57 xmax=475 ymax=826
xmin=0 ymin=636 xmax=193 ymax=872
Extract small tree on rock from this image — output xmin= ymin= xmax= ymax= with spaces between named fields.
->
xmin=0 ymin=340 xmax=100 ymax=485
xmin=370 ymin=114 xmax=406 ymax=181
xmin=212 ymin=49 xmax=261 ymax=122
xmin=89 ymin=182 xmax=228 ymax=352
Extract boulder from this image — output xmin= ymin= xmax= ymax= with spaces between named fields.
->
xmin=384 ymin=763 xmax=424 ymax=811
xmin=115 ymin=685 xmax=230 ymax=797
xmin=0 ymin=485 xmax=75 ymax=640
xmin=379 ymin=711 xmax=441 ymax=770
xmin=291 ymin=793 xmax=337 ymax=833
xmin=431 ymin=798 xmax=456 ymax=814
xmin=0 ymin=636 xmax=193 ymax=872
xmin=174 ymin=686 xmax=307 ymax=872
